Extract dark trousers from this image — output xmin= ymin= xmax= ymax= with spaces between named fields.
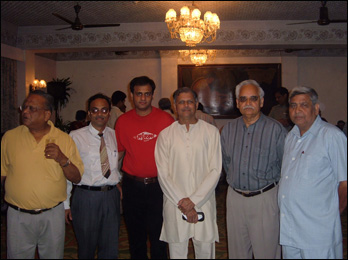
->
xmin=71 ymin=186 xmax=121 ymax=259
xmin=122 ymin=176 xmax=168 ymax=259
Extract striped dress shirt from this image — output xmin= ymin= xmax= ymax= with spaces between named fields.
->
xmin=221 ymin=113 xmax=287 ymax=191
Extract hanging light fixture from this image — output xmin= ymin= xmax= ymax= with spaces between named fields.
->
xmin=165 ymin=2 xmax=220 ymax=47
xmin=179 ymin=49 xmax=217 ymax=66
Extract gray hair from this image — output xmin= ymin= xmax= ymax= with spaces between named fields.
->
xmin=235 ymin=80 xmax=265 ymax=99
xmin=28 ymin=90 xmax=54 ymax=113
xmin=289 ymin=86 xmax=319 ymax=105
xmin=173 ymin=87 xmax=198 ymax=103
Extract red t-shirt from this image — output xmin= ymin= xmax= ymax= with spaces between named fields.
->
xmin=115 ymin=107 xmax=174 ymax=178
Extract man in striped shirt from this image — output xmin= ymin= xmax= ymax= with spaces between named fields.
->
xmin=221 ymin=79 xmax=287 ymax=259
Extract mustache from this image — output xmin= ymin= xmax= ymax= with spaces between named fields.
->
xmin=242 ymin=105 xmax=255 ymax=110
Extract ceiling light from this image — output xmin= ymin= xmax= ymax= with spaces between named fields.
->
xmin=30 ymin=79 xmax=46 ymax=92
xmin=165 ymin=3 xmax=220 ymax=47
xmin=179 ymin=49 xmax=217 ymax=66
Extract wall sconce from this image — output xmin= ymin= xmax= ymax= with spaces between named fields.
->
xmin=29 ymin=79 xmax=47 ymax=92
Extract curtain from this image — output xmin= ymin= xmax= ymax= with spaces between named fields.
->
xmin=1 ymin=57 xmax=18 ymax=134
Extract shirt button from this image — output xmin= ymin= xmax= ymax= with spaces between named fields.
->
xmin=297 ymin=140 xmax=302 ymax=143
xmin=292 ymin=157 xmax=295 ymax=161
xmin=285 ymin=176 xmax=288 ymax=179
xmin=282 ymin=195 xmax=285 ymax=199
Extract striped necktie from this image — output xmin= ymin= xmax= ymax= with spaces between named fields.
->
xmin=98 ymin=132 xmax=110 ymax=178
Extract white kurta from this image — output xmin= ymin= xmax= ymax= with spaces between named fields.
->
xmin=155 ymin=119 xmax=222 ymax=243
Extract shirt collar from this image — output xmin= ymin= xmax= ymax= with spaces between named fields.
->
xmin=290 ymin=115 xmax=322 ymax=138
xmin=88 ymin=123 xmax=105 ymax=137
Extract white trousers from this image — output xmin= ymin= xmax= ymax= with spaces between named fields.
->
xmin=169 ymin=238 xmax=215 ymax=259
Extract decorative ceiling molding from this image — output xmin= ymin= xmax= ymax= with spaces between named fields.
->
xmin=15 ymin=21 xmax=347 ymax=51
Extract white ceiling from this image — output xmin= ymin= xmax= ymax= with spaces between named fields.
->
xmin=1 ymin=1 xmax=347 ymax=27
xmin=1 ymin=1 xmax=347 ymax=60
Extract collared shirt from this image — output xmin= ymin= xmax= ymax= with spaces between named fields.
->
xmin=278 ymin=115 xmax=347 ymax=249
xmin=155 ymin=120 xmax=222 ymax=243
xmin=64 ymin=124 xmax=121 ymax=209
xmin=221 ymin=113 xmax=287 ymax=191
xmin=1 ymin=120 xmax=84 ymax=210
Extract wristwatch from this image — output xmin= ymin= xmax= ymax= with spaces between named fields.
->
xmin=62 ymin=158 xmax=71 ymax=168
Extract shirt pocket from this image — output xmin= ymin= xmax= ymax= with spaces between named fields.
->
xmin=297 ymin=154 xmax=322 ymax=181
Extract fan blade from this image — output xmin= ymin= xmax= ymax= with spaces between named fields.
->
xmin=56 ymin=26 xmax=72 ymax=31
xmin=329 ymin=19 xmax=347 ymax=23
xmin=287 ymin=21 xmax=317 ymax=25
xmin=52 ymin=13 xmax=74 ymax=25
xmin=84 ymin=24 xmax=120 ymax=28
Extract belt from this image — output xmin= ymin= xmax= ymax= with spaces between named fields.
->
xmin=233 ymin=182 xmax=278 ymax=197
xmin=7 ymin=202 xmax=62 ymax=215
xmin=76 ymin=184 xmax=116 ymax=191
xmin=124 ymin=172 xmax=158 ymax=185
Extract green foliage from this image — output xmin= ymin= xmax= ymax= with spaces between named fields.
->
xmin=46 ymin=77 xmax=76 ymax=132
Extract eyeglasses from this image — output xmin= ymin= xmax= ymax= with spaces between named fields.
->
xmin=19 ymin=105 xmax=47 ymax=113
xmin=238 ymin=96 xmax=259 ymax=103
xmin=90 ymin=108 xmax=109 ymax=114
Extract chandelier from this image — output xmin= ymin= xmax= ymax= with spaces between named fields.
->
xmin=165 ymin=3 xmax=220 ymax=47
xmin=179 ymin=49 xmax=217 ymax=66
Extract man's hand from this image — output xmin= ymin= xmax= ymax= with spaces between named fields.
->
xmin=178 ymin=197 xmax=195 ymax=215
xmin=185 ymin=209 xmax=198 ymax=224
xmin=45 ymin=143 xmax=66 ymax=165
xmin=65 ymin=209 xmax=72 ymax=225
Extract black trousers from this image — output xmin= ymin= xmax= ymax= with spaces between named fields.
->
xmin=122 ymin=176 xmax=168 ymax=259
xmin=71 ymin=186 xmax=121 ymax=259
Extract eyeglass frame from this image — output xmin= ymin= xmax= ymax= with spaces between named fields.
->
xmin=89 ymin=107 xmax=110 ymax=114
xmin=238 ymin=96 xmax=260 ymax=103
xmin=19 ymin=105 xmax=48 ymax=113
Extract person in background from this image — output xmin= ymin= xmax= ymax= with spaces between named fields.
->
xmin=115 ymin=76 xmax=174 ymax=259
xmin=336 ymin=120 xmax=345 ymax=131
xmin=155 ymin=87 xmax=221 ymax=259
xmin=65 ymin=93 xmax=122 ymax=259
xmin=158 ymin=97 xmax=176 ymax=119
xmin=221 ymin=80 xmax=287 ymax=259
xmin=107 ymin=90 xmax=127 ymax=129
xmin=69 ymin=110 xmax=88 ymax=132
xmin=195 ymin=102 xmax=217 ymax=127
xmin=1 ymin=90 xmax=83 ymax=259
xmin=268 ymin=86 xmax=293 ymax=131
xmin=278 ymin=86 xmax=347 ymax=259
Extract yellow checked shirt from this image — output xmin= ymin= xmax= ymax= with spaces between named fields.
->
xmin=1 ymin=120 xmax=84 ymax=210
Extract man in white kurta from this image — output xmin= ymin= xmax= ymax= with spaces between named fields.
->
xmin=155 ymin=87 xmax=222 ymax=259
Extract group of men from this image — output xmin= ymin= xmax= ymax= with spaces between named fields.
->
xmin=1 ymin=76 xmax=347 ymax=259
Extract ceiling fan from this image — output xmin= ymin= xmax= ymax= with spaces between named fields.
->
xmin=52 ymin=4 xmax=120 ymax=31
xmin=287 ymin=1 xmax=347 ymax=26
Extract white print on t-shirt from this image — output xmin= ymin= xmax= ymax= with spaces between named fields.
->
xmin=133 ymin=132 xmax=157 ymax=142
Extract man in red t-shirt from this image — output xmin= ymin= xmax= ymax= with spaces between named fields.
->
xmin=115 ymin=76 xmax=174 ymax=259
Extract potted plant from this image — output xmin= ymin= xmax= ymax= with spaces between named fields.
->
xmin=46 ymin=77 xmax=75 ymax=132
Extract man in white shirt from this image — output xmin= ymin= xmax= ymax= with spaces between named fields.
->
xmin=155 ymin=87 xmax=222 ymax=259
xmin=64 ymin=93 xmax=122 ymax=259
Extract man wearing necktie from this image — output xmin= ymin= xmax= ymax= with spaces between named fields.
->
xmin=64 ymin=93 xmax=122 ymax=259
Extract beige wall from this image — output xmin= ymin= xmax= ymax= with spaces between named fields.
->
xmin=48 ymin=55 xmax=347 ymax=129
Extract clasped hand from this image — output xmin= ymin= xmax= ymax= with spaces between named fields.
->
xmin=178 ymin=198 xmax=198 ymax=223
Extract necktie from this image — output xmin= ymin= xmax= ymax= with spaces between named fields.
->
xmin=98 ymin=133 xmax=110 ymax=178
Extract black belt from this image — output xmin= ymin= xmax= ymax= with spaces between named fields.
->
xmin=76 ymin=184 xmax=116 ymax=191
xmin=7 ymin=202 xmax=62 ymax=215
xmin=233 ymin=182 xmax=278 ymax=197
xmin=124 ymin=172 xmax=158 ymax=185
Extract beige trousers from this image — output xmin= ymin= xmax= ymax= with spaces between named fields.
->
xmin=226 ymin=185 xmax=281 ymax=259
xmin=168 ymin=238 xmax=215 ymax=259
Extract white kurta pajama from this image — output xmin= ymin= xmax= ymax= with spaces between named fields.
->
xmin=155 ymin=120 xmax=222 ymax=245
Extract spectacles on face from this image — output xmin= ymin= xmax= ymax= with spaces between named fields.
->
xmin=20 ymin=105 xmax=47 ymax=113
xmin=90 ymin=108 xmax=109 ymax=114
xmin=238 ymin=96 xmax=259 ymax=103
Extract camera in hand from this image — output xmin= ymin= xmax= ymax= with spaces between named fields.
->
xmin=182 ymin=212 xmax=204 ymax=222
